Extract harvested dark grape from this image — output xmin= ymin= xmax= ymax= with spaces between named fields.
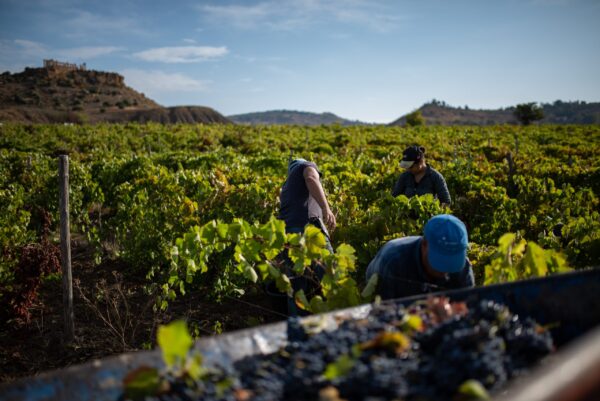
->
xmin=124 ymin=297 xmax=554 ymax=401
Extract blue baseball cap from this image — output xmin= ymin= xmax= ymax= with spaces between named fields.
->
xmin=424 ymin=214 xmax=468 ymax=273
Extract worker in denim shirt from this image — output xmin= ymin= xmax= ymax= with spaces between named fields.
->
xmin=392 ymin=145 xmax=451 ymax=206
xmin=366 ymin=214 xmax=474 ymax=300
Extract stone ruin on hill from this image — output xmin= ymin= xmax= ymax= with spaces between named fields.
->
xmin=43 ymin=59 xmax=87 ymax=72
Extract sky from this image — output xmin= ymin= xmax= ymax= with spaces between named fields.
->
xmin=1 ymin=0 xmax=599 ymax=123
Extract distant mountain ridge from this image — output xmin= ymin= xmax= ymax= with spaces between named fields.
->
xmin=0 ymin=62 xmax=231 ymax=124
xmin=2 ymin=62 xmax=598 ymax=126
xmin=229 ymin=101 xmax=600 ymax=127
xmin=228 ymin=110 xmax=369 ymax=126
xmin=389 ymin=100 xmax=600 ymax=126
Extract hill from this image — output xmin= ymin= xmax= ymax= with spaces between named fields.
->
xmin=0 ymin=61 xmax=231 ymax=124
xmin=389 ymin=100 xmax=600 ymax=126
xmin=228 ymin=110 xmax=369 ymax=126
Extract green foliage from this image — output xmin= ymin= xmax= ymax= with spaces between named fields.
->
xmin=484 ymin=233 xmax=571 ymax=285
xmin=0 ymin=150 xmax=103 ymax=291
xmin=514 ymin=102 xmax=544 ymax=126
xmin=0 ymin=184 xmax=33 ymax=283
xmin=157 ymin=320 xmax=193 ymax=370
xmin=160 ymin=216 xmax=373 ymax=312
xmin=109 ymin=162 xmax=202 ymax=273
xmin=336 ymin=193 xmax=449 ymax=270
xmin=458 ymin=379 xmax=491 ymax=400
xmin=323 ymin=354 xmax=357 ymax=380
xmin=124 ymin=320 xmax=207 ymax=400
xmin=0 ymin=123 xmax=598 ymax=311
xmin=405 ymin=110 xmax=426 ymax=127
xmin=123 ymin=367 xmax=162 ymax=401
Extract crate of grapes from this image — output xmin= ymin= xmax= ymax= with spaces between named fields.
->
xmin=2 ymin=268 xmax=600 ymax=401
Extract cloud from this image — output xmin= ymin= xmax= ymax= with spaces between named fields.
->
xmin=199 ymin=0 xmax=403 ymax=32
xmin=201 ymin=3 xmax=273 ymax=29
xmin=1 ymin=39 xmax=124 ymax=72
xmin=65 ymin=10 xmax=150 ymax=37
xmin=133 ymin=46 xmax=228 ymax=63
xmin=121 ymin=69 xmax=211 ymax=94
xmin=58 ymin=46 xmax=124 ymax=60
xmin=14 ymin=39 xmax=48 ymax=56
xmin=8 ymin=39 xmax=123 ymax=64
xmin=332 ymin=5 xmax=401 ymax=32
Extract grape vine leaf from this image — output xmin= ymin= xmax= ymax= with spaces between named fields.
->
xmin=157 ymin=320 xmax=193 ymax=369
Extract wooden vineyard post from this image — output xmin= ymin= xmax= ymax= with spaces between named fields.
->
xmin=506 ymin=151 xmax=517 ymax=197
xmin=59 ymin=155 xmax=74 ymax=343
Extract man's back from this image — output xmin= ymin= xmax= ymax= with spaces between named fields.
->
xmin=366 ymin=236 xmax=427 ymax=299
xmin=366 ymin=236 xmax=474 ymax=300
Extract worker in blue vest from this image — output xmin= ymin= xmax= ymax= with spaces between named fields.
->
xmin=279 ymin=158 xmax=336 ymax=245
xmin=366 ymin=214 xmax=474 ymax=299
xmin=273 ymin=158 xmax=336 ymax=315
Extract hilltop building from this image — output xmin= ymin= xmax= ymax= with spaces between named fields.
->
xmin=43 ymin=59 xmax=87 ymax=72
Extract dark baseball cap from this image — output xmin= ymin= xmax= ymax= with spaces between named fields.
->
xmin=400 ymin=146 xmax=424 ymax=169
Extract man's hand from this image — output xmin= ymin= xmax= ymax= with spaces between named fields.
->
xmin=323 ymin=205 xmax=336 ymax=232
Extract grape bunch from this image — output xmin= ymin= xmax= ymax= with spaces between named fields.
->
xmin=128 ymin=298 xmax=554 ymax=401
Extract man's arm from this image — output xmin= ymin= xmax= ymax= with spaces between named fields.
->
xmin=303 ymin=166 xmax=336 ymax=231
xmin=365 ymin=241 xmax=404 ymax=300
xmin=433 ymin=171 xmax=451 ymax=205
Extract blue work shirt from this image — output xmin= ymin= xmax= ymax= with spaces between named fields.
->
xmin=365 ymin=236 xmax=474 ymax=300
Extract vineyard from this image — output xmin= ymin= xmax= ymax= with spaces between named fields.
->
xmin=0 ymin=123 xmax=599 ymax=380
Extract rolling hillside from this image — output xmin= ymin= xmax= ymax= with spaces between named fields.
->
xmin=228 ymin=110 xmax=370 ymax=126
xmin=2 ymin=62 xmax=597 ymax=126
xmin=0 ymin=61 xmax=231 ymax=124
xmin=389 ymin=100 xmax=600 ymax=126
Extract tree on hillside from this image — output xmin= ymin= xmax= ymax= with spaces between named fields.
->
xmin=405 ymin=110 xmax=426 ymax=127
xmin=514 ymin=102 xmax=544 ymax=125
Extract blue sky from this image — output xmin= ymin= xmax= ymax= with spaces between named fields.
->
xmin=1 ymin=0 xmax=599 ymax=123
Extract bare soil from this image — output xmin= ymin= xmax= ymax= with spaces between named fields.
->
xmin=0 ymin=242 xmax=284 ymax=384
